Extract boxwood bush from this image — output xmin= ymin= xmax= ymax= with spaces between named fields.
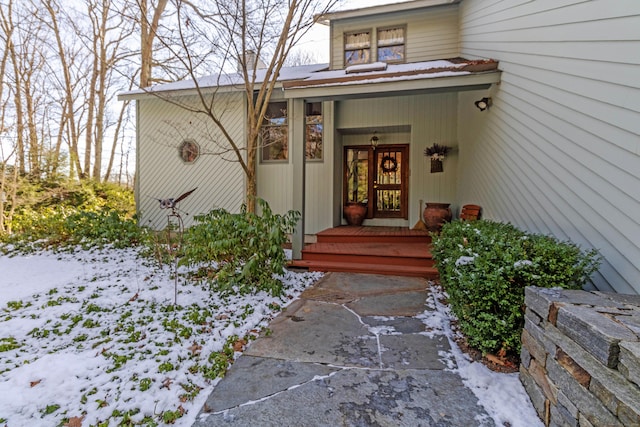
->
xmin=432 ymin=220 xmax=600 ymax=356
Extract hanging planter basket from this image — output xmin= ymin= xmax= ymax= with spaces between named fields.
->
xmin=424 ymin=143 xmax=451 ymax=174
xmin=430 ymin=158 xmax=443 ymax=173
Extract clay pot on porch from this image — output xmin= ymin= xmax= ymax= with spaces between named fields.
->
xmin=423 ymin=202 xmax=452 ymax=232
xmin=343 ymin=203 xmax=367 ymax=226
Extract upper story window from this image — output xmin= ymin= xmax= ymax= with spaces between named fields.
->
xmin=377 ymin=26 xmax=405 ymax=63
xmin=261 ymin=101 xmax=288 ymax=162
xmin=344 ymin=30 xmax=371 ymax=65
xmin=305 ymin=102 xmax=323 ymax=160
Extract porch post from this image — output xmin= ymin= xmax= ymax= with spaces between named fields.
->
xmin=291 ymin=98 xmax=305 ymax=259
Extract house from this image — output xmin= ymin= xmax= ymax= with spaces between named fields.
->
xmin=120 ymin=0 xmax=640 ymax=295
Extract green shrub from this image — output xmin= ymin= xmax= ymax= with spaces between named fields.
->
xmin=432 ymin=220 xmax=600 ymax=356
xmin=181 ymin=199 xmax=300 ymax=296
xmin=1 ymin=180 xmax=146 ymax=251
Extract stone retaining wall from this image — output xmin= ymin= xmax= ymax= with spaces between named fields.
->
xmin=520 ymin=287 xmax=640 ymax=426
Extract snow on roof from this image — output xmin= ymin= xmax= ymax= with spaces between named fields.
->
xmin=119 ymin=58 xmax=498 ymax=99
xmin=316 ymin=0 xmax=460 ymax=25
xmin=120 ymin=63 xmax=330 ymax=98
xmin=282 ymin=58 xmax=499 ymax=90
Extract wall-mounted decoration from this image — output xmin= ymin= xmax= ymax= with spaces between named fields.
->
xmin=179 ymin=140 xmax=200 ymax=163
xmin=424 ymin=143 xmax=451 ymax=173
xmin=380 ymin=155 xmax=398 ymax=174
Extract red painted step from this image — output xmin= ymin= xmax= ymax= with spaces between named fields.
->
xmin=288 ymin=226 xmax=438 ymax=279
xmin=300 ymin=243 xmax=435 ymax=268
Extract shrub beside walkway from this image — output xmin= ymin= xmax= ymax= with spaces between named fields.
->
xmin=193 ymin=272 xmax=496 ymax=426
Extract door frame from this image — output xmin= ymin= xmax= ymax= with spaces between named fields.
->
xmin=343 ymin=144 xmax=409 ymax=220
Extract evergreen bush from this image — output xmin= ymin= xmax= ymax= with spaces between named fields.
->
xmin=1 ymin=180 xmax=144 ymax=251
xmin=432 ymin=220 xmax=600 ymax=356
xmin=180 ymin=199 xmax=300 ymax=296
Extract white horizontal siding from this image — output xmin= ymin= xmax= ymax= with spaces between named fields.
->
xmin=137 ymin=94 xmax=245 ymax=230
xmin=458 ymin=0 xmax=640 ymax=293
xmin=330 ymin=4 xmax=459 ymax=69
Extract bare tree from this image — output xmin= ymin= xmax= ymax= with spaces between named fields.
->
xmin=41 ymin=0 xmax=85 ymax=178
xmin=148 ymin=0 xmax=337 ymax=212
xmin=0 ymin=0 xmax=16 ymax=232
xmin=139 ymin=0 xmax=169 ymax=87
xmin=79 ymin=0 xmax=137 ymax=180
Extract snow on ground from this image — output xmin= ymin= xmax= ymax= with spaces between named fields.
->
xmin=0 ymin=247 xmax=321 ymax=426
xmin=422 ymin=284 xmax=544 ymax=427
xmin=0 ymin=247 xmax=541 ymax=426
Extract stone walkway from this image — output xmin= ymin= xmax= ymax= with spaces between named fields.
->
xmin=192 ymin=272 xmax=495 ymax=426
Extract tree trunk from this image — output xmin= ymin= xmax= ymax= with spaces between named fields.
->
xmin=139 ymin=0 xmax=168 ymax=88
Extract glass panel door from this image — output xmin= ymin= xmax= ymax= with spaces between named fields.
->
xmin=374 ymin=146 xmax=408 ymax=218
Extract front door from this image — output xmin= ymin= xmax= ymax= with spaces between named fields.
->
xmin=344 ymin=144 xmax=409 ymax=220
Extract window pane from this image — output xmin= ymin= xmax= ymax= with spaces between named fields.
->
xmin=378 ymin=28 xmax=404 ymax=46
xmin=263 ymin=102 xmax=287 ymax=125
xmin=305 ymin=123 xmax=323 ymax=160
xmin=345 ymin=49 xmax=370 ymax=65
xmin=305 ymin=102 xmax=323 ymax=160
xmin=346 ymin=149 xmax=369 ymax=203
xmin=261 ymin=101 xmax=288 ymax=161
xmin=345 ymin=31 xmax=370 ymax=49
xmin=378 ymin=46 xmax=404 ymax=62
xmin=261 ymin=126 xmax=288 ymax=161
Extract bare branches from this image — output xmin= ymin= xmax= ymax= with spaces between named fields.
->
xmin=142 ymin=0 xmax=337 ymax=211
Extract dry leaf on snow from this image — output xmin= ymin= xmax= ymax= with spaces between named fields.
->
xmin=64 ymin=416 xmax=84 ymax=427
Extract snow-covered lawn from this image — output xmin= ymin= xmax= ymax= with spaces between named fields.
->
xmin=0 ymin=247 xmax=321 ymax=426
xmin=0 ymin=247 xmax=541 ymax=426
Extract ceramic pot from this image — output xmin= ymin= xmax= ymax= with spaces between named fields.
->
xmin=423 ymin=202 xmax=452 ymax=232
xmin=343 ymin=203 xmax=367 ymax=226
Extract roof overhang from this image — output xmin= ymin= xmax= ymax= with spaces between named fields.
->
xmin=316 ymin=0 xmax=461 ymax=25
xmin=118 ymin=84 xmax=242 ymax=101
xmin=283 ymin=59 xmax=501 ymax=101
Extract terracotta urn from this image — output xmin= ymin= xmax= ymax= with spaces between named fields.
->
xmin=343 ymin=203 xmax=367 ymax=226
xmin=423 ymin=202 xmax=452 ymax=232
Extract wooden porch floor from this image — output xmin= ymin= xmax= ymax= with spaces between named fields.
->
xmin=288 ymin=226 xmax=438 ymax=279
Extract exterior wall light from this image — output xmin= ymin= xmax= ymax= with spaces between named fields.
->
xmin=370 ymin=132 xmax=379 ymax=147
xmin=474 ymin=97 xmax=492 ymax=111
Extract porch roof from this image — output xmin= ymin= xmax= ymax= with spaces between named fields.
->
xmin=282 ymin=58 xmax=500 ymax=101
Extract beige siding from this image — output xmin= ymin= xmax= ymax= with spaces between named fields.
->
xmin=330 ymin=4 xmax=459 ymax=69
xmin=137 ymin=94 xmax=245 ymax=230
xmin=304 ymin=101 xmax=335 ymax=234
xmin=336 ymin=93 xmax=459 ymax=228
xmin=458 ymin=0 xmax=640 ymax=293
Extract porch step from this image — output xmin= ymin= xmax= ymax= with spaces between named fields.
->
xmin=288 ymin=259 xmax=439 ymax=279
xmin=316 ymin=225 xmax=431 ymax=245
xmin=288 ymin=226 xmax=438 ymax=279
xmin=300 ymin=243 xmax=435 ymax=268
